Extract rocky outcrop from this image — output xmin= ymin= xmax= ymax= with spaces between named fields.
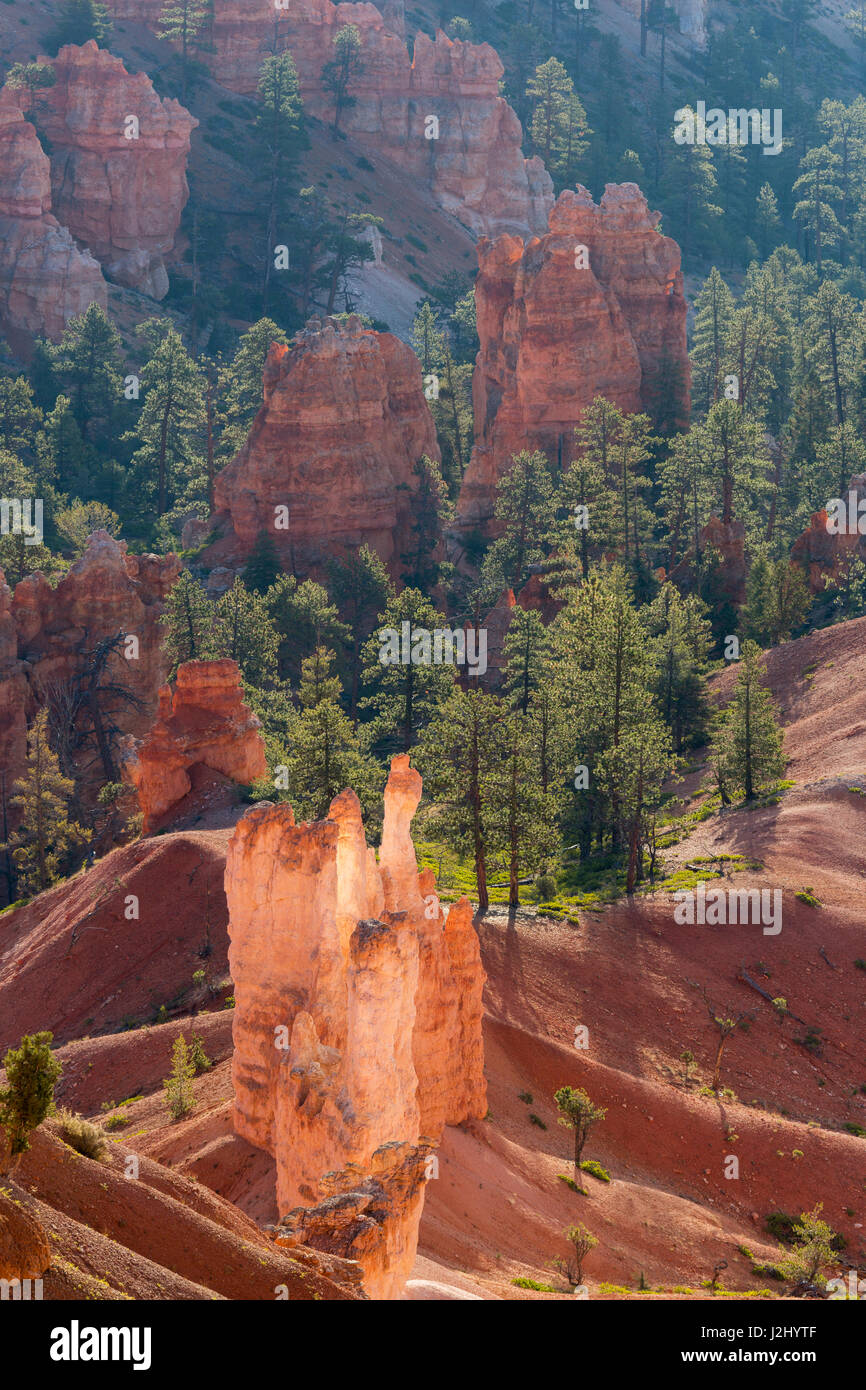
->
xmin=225 ymin=754 xmax=486 ymax=1298
xmin=0 ymin=1190 xmax=51 ymax=1284
xmin=457 ymin=184 xmax=689 ymax=530
xmin=0 ymin=89 xmax=106 ymax=342
xmin=0 ymin=532 xmax=179 ymax=796
xmin=120 ymin=659 xmax=267 ymax=833
xmin=19 ymin=43 xmax=197 ymax=300
xmin=790 ymin=475 xmax=866 ymax=593
xmin=104 ymin=0 xmax=551 ymax=238
xmin=206 ymin=315 xmax=440 ymax=575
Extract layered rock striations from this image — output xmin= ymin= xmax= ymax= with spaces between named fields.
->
xmin=26 ymin=43 xmax=198 ymax=300
xmin=0 ymin=89 xmax=106 ymax=341
xmin=226 ymin=754 xmax=486 ymax=1298
xmin=0 ymin=531 xmax=179 ymax=794
xmin=207 ymin=314 xmax=440 ymax=574
xmin=120 ymin=659 xmax=267 ymax=832
xmin=104 ymin=0 xmax=551 ymax=237
xmin=457 ymin=184 xmax=689 ymax=530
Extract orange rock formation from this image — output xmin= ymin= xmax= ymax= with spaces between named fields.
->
xmin=120 ymin=659 xmax=267 ymax=833
xmin=225 ymin=754 xmax=486 ymax=1298
xmin=24 ymin=43 xmax=198 ymax=299
xmin=206 ymin=315 xmax=440 ymax=574
xmin=0 ymin=532 xmax=179 ymax=798
xmin=0 ymin=89 xmax=106 ymax=342
xmin=790 ymin=474 xmax=866 ymax=593
xmin=104 ymin=0 xmax=551 ymax=237
xmin=457 ymin=184 xmax=689 ymax=530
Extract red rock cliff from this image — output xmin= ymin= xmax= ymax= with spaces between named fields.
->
xmin=104 ymin=0 xmax=551 ymax=237
xmin=120 ymin=658 xmax=267 ymax=833
xmin=457 ymin=184 xmax=690 ymax=530
xmin=12 ymin=43 xmax=197 ymax=300
xmin=225 ymin=754 xmax=486 ymax=1297
xmin=0 ymin=89 xmax=106 ymax=342
xmin=0 ymin=532 xmax=179 ymax=796
xmin=207 ymin=314 xmax=440 ymax=574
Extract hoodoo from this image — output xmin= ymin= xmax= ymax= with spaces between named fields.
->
xmin=225 ymin=754 xmax=486 ymax=1298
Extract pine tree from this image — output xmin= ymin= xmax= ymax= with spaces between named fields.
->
xmin=160 ymin=570 xmax=214 ymax=673
xmin=328 ymin=544 xmax=393 ymax=725
xmin=322 ymin=24 xmax=363 ymax=133
xmin=282 ymin=648 xmax=382 ymax=820
xmin=741 ymin=552 xmax=811 ymax=648
xmin=5 ymin=711 xmax=89 ymax=895
xmin=266 ymin=575 xmax=350 ymax=687
xmin=502 ymin=606 xmax=548 ymax=715
xmin=212 ymin=577 xmax=279 ymax=689
xmin=711 ymin=640 xmax=785 ymax=800
xmin=359 ymin=588 xmax=456 ymax=754
xmin=256 ymin=52 xmax=304 ymax=310
xmin=128 ymin=321 xmax=204 ymax=516
xmin=157 ymin=0 xmax=209 ymax=102
xmin=411 ymin=301 xmax=445 ymax=374
xmin=497 ymin=707 xmax=558 ymax=907
xmin=690 ymin=268 xmax=736 ymax=412
xmin=646 ymin=583 xmax=712 ymax=752
xmin=218 ymin=319 xmax=287 ymax=457
xmin=755 ymin=183 xmax=781 ymax=258
xmin=243 ymin=529 xmax=281 ymax=594
xmin=481 ymin=450 xmax=556 ymax=590
xmin=46 ymin=0 xmax=111 ymax=52
xmin=416 ymin=687 xmax=505 ymax=912
xmin=402 ymin=454 xmax=451 ymax=590
xmin=792 ymin=146 xmax=843 ymax=273
xmin=163 ymin=1035 xmax=196 ymax=1120
xmin=49 ymin=303 xmax=123 ymax=449
xmin=0 ymin=1032 xmax=63 ymax=1156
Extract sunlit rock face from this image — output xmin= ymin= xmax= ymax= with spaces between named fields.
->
xmin=226 ymin=755 xmax=487 ymax=1297
xmin=457 ymin=184 xmax=690 ymax=531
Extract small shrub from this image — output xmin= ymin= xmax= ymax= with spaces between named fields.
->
xmin=765 ymin=1210 xmax=798 ymax=1244
xmin=103 ymin=1114 xmax=127 ymax=1132
xmin=518 ymin=1091 xmax=533 ymax=1104
xmin=163 ymin=1036 xmax=196 ymax=1121
xmin=795 ymin=888 xmax=822 ymax=907
xmin=54 ymin=1109 xmax=108 ymax=1161
xmin=0 ymin=1031 xmax=63 ymax=1155
xmin=557 ymin=1174 xmax=588 ymax=1195
xmin=512 ymin=1276 xmax=557 ymax=1291
xmin=529 ymin=1113 xmax=547 ymax=1130
xmin=580 ymin=1159 xmax=611 ymax=1183
xmin=844 ymin=1122 xmax=866 ymax=1137
xmin=189 ymin=1033 xmax=212 ymax=1074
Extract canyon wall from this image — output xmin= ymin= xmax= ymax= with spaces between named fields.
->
xmin=456 ymin=184 xmax=690 ymax=530
xmin=105 ymin=0 xmax=552 ymax=238
xmin=120 ymin=659 xmax=267 ymax=833
xmin=206 ymin=314 xmax=440 ymax=575
xmin=0 ymin=89 xmax=106 ymax=342
xmin=27 ymin=43 xmax=198 ymax=300
xmin=226 ymin=754 xmax=486 ymax=1298
xmin=0 ymin=531 xmax=178 ymax=796
xmin=0 ymin=42 xmax=195 ymax=336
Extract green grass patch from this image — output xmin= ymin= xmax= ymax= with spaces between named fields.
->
xmin=512 ymin=1276 xmax=558 ymax=1291
xmin=580 ymin=1159 xmax=611 ymax=1182
xmin=557 ymin=1174 xmax=588 ymax=1194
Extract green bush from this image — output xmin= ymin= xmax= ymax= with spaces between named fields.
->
xmin=580 ymin=1159 xmax=611 ymax=1183
xmin=0 ymin=1031 xmax=63 ymax=1155
xmin=54 ymin=1108 xmax=108 ymax=1161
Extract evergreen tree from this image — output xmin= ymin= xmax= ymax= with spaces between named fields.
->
xmin=163 ymin=1035 xmax=197 ymax=1120
xmin=256 ymin=53 xmax=304 ymax=311
xmin=212 ymin=577 xmax=279 ymax=689
xmin=160 ymin=570 xmax=214 ymax=673
xmin=402 ymin=454 xmax=451 ymax=590
xmin=157 ymin=0 xmax=210 ymax=102
xmin=690 ymin=268 xmax=736 ymax=412
xmin=481 ymin=450 xmax=556 ymax=590
xmin=711 ymin=640 xmax=785 ymax=800
xmin=128 ymin=321 xmax=205 ymax=516
xmin=645 ymin=583 xmax=712 ymax=752
xmin=741 ymin=551 xmax=811 ymax=648
xmin=5 ymin=710 xmax=89 ymax=895
xmin=416 ymin=687 xmax=505 ymax=912
xmin=218 ymin=319 xmax=287 ymax=459
xmin=48 ymin=304 xmax=123 ymax=450
xmin=359 ymin=588 xmax=456 ymax=753
xmin=243 ymin=529 xmax=282 ymax=594
xmin=281 ymin=647 xmax=382 ymax=820
xmin=322 ymin=24 xmax=363 ymax=133
xmin=46 ymin=0 xmax=112 ymax=52
xmin=267 ymin=575 xmax=350 ymax=687
xmin=0 ymin=1032 xmax=63 ymax=1156
xmin=792 ymin=146 xmax=843 ymax=272
xmin=328 ymin=544 xmax=393 ymax=725
xmin=497 ymin=707 xmax=559 ymax=907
